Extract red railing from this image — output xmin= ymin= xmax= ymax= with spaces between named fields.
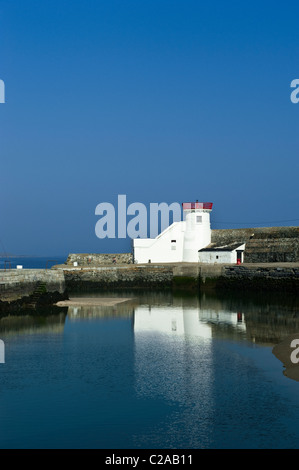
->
xmin=182 ymin=202 xmax=213 ymax=210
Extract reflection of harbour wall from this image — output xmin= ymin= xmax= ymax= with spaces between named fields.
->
xmin=244 ymin=312 xmax=299 ymax=345
xmin=198 ymin=292 xmax=299 ymax=345
xmin=0 ymin=312 xmax=67 ymax=336
xmin=67 ymin=301 xmax=135 ymax=320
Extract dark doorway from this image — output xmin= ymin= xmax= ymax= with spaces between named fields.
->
xmin=236 ymin=251 xmax=242 ymax=264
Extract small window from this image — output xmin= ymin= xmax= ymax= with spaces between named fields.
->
xmin=216 ymin=255 xmax=219 ymax=259
xmin=196 ymin=216 xmax=202 ymax=223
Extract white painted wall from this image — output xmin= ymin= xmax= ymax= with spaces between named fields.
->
xmin=198 ymin=251 xmax=235 ymax=264
xmin=133 ymin=207 xmax=212 ymax=264
xmin=182 ymin=210 xmax=211 ymax=262
xmin=198 ymin=244 xmax=245 ymax=264
xmin=133 ymin=221 xmax=186 ymax=263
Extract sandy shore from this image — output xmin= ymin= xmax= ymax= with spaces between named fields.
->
xmin=55 ymin=297 xmax=132 ymax=307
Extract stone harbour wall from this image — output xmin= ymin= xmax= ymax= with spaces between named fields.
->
xmin=64 ymin=262 xmax=299 ymax=293
xmin=63 ymin=262 xmax=299 ymax=293
xmin=211 ymin=227 xmax=299 ymax=263
xmin=0 ymin=269 xmax=66 ymax=302
xmin=67 ymin=227 xmax=299 ymax=267
xmin=2 ymin=261 xmax=299 ymax=308
xmin=244 ymin=238 xmax=299 ymax=263
xmin=66 ymin=253 xmax=133 ymax=266
xmin=63 ymin=265 xmax=173 ymax=290
xmin=201 ymin=264 xmax=299 ymax=292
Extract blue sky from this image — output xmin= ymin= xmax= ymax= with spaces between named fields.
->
xmin=0 ymin=1 xmax=298 ymax=256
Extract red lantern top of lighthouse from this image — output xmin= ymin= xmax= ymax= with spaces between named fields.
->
xmin=182 ymin=202 xmax=213 ymax=211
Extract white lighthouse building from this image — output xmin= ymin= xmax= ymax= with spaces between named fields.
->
xmin=133 ymin=201 xmax=245 ymax=264
xmin=182 ymin=202 xmax=213 ymax=262
xmin=133 ymin=202 xmax=214 ymax=264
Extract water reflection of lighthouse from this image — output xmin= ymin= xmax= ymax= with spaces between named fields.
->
xmin=133 ymin=303 xmax=246 ymax=338
xmin=133 ymin=302 xmax=246 ymax=411
xmin=133 ymin=302 xmax=214 ymax=429
xmin=134 ymin=305 xmax=212 ymax=338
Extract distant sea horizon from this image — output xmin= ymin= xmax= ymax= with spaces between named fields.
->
xmin=0 ymin=255 xmax=68 ymax=269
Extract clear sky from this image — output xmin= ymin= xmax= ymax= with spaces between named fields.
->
xmin=0 ymin=1 xmax=298 ymax=256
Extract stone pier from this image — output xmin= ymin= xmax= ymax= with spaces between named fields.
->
xmin=0 ymin=269 xmax=66 ymax=308
xmin=1 ymin=262 xmax=299 ymax=310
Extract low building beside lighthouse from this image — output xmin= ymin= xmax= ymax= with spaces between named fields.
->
xmin=133 ymin=201 xmax=245 ymax=264
xmin=198 ymin=242 xmax=245 ymax=264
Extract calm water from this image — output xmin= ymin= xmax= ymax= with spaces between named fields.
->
xmin=1 ymin=286 xmax=299 ymax=449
